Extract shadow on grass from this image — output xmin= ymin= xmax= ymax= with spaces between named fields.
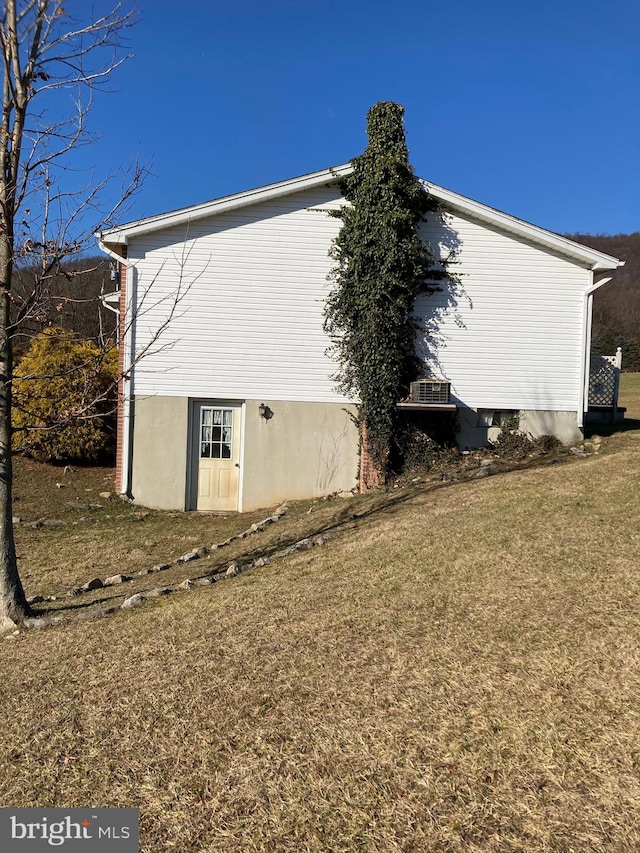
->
xmin=32 ymin=489 xmax=426 ymax=617
xmin=34 ymin=594 xmax=120 ymax=616
xmin=201 ymin=458 xmax=570 ymax=569
xmin=29 ymin=450 xmax=584 ymax=618
xmin=585 ymin=418 xmax=640 ymax=438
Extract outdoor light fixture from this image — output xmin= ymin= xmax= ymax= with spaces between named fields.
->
xmin=258 ymin=403 xmax=273 ymax=420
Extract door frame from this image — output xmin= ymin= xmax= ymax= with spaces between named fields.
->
xmin=186 ymin=399 xmax=245 ymax=511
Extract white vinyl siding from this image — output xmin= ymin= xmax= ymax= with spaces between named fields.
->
xmin=129 ymin=186 xmax=347 ymax=403
xmin=415 ymin=212 xmax=591 ymax=411
xmin=128 ymin=188 xmax=591 ymax=412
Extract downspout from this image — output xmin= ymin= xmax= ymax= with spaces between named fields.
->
xmin=119 ymin=262 xmax=135 ymax=497
xmin=97 ymin=240 xmax=133 ymax=497
xmin=578 ymin=273 xmax=614 ymax=428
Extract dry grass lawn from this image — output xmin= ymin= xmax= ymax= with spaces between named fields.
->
xmin=2 ymin=378 xmax=640 ymax=851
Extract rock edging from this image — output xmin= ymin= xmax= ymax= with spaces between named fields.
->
xmin=6 ymin=504 xmax=293 ymax=633
xmin=13 ymin=526 xmax=331 ymax=632
xmin=25 ymin=504 xmax=288 ymax=607
xmin=116 ymin=532 xmax=330 ymax=613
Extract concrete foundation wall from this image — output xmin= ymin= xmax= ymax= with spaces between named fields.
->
xmin=241 ymin=400 xmax=358 ymax=511
xmin=519 ymin=410 xmax=583 ymax=445
xmin=131 ymin=395 xmax=189 ymax=510
xmin=456 ymin=406 xmax=582 ymax=448
xmin=130 ymin=395 xmax=358 ymax=512
xmin=129 ymin=395 xmax=581 ymax=513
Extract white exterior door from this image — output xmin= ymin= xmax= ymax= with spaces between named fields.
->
xmin=196 ymin=404 xmax=240 ymax=511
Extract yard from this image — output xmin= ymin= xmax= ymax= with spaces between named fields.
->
xmin=1 ymin=378 xmax=640 ymax=851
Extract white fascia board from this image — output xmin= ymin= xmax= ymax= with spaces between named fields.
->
xmin=96 ymin=163 xmax=622 ymax=274
xmin=423 ymin=180 xmax=623 ymax=272
xmin=97 ymin=164 xmax=352 ymax=244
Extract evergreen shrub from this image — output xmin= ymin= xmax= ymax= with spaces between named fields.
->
xmin=12 ymin=328 xmax=118 ymax=462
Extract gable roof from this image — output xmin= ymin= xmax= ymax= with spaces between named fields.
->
xmin=98 ymin=165 xmax=623 ymax=272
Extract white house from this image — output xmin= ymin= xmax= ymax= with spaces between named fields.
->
xmin=98 ymin=165 xmax=622 ymax=512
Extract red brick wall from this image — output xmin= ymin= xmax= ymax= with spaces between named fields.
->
xmin=359 ymin=422 xmax=385 ymax=492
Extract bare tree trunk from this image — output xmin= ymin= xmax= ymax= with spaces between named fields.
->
xmin=0 ymin=0 xmax=29 ymax=622
xmin=0 ymin=404 xmax=28 ymax=623
xmin=0 ymin=242 xmax=28 ymax=621
xmin=0 ymin=1 xmax=144 ymax=627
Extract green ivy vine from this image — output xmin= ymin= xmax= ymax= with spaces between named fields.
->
xmin=324 ymin=101 xmax=445 ymax=481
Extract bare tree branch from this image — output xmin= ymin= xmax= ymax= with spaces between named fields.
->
xmin=0 ymin=0 xmax=139 ymax=622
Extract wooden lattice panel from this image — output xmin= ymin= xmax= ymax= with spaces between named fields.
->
xmin=588 ymin=355 xmax=618 ymax=406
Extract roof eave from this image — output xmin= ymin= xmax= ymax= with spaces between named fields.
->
xmin=97 ymin=164 xmax=622 ymax=274
xmin=96 ymin=164 xmax=352 ymax=244
xmin=422 ymin=181 xmax=623 ymax=273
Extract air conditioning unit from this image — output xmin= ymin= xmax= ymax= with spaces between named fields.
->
xmin=410 ymin=379 xmax=451 ymax=404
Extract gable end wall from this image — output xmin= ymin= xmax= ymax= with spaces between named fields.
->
xmin=127 ymin=190 xmax=592 ymax=415
xmin=128 ymin=185 xmax=347 ymax=404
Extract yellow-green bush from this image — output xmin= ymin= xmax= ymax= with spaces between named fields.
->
xmin=12 ymin=328 xmax=118 ymax=462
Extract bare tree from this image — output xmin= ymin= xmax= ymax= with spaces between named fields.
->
xmin=0 ymin=0 xmax=142 ymax=625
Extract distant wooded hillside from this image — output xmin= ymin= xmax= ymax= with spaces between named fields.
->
xmin=11 ymin=255 xmax=117 ymax=354
xmin=567 ymin=232 xmax=640 ymax=371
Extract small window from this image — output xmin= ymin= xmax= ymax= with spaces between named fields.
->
xmin=478 ymin=409 xmax=518 ymax=428
xmin=492 ymin=410 xmax=517 ymax=428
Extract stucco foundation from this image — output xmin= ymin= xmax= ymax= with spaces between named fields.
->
xmin=240 ymin=399 xmax=358 ymax=511
xmin=129 ymin=395 xmax=358 ymax=512
xmin=455 ymin=406 xmax=583 ymax=448
xmin=128 ymin=395 xmax=582 ymax=512
xmin=130 ymin=395 xmax=189 ymax=510
xmin=519 ymin=410 xmax=583 ymax=445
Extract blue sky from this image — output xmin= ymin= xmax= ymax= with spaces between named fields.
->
xmin=66 ymin=0 xmax=639 ymax=237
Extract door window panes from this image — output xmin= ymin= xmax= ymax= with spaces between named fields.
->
xmin=200 ymin=407 xmax=233 ymax=459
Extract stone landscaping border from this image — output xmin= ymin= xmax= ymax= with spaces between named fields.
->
xmin=6 ymin=505 xmax=334 ymax=633
xmin=5 ymin=442 xmax=601 ymax=637
xmin=23 ymin=504 xmax=289 ymax=609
